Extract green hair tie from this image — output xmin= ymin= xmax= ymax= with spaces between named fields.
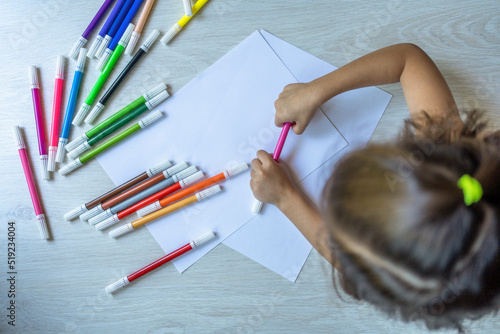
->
xmin=457 ymin=174 xmax=483 ymax=206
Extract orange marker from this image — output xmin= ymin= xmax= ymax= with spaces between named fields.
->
xmin=136 ymin=162 xmax=248 ymax=217
xmin=109 ymin=185 xmax=222 ymax=238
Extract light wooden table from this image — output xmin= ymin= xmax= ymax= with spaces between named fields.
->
xmin=1 ymin=1 xmax=499 ymax=333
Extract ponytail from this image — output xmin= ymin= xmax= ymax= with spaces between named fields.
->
xmin=324 ymin=110 xmax=500 ymax=331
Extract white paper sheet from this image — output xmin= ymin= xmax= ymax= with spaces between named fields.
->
xmin=96 ymin=31 xmax=348 ymax=273
xmin=222 ymin=30 xmax=392 ymax=281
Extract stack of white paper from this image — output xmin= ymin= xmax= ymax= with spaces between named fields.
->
xmin=96 ymin=30 xmax=350 ymax=278
xmin=223 ymin=30 xmax=392 ymax=281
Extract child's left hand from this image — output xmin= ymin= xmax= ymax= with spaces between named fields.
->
xmin=250 ymin=150 xmax=297 ymax=208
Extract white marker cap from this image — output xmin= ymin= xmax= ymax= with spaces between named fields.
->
xmin=143 ymin=82 xmax=167 ymax=101
xmin=183 ymin=0 xmax=193 ymax=17
xmin=160 ymin=24 xmax=182 ymax=45
xmin=138 ymin=111 xmax=163 ymax=129
xmin=252 ymin=199 xmax=264 ymax=214
xmin=86 ymin=35 xmax=103 ymax=59
xmin=68 ymin=36 xmax=87 ymax=59
xmin=139 ymin=29 xmax=161 ymax=53
xmin=64 ymin=203 xmax=88 ymax=221
xmin=96 ymin=48 xmax=112 ymax=72
xmin=190 ymin=231 xmax=216 ymax=248
xmin=66 ymin=133 xmax=89 ymax=152
xmin=73 ymin=103 xmax=91 ymax=126
xmin=67 ymin=141 xmax=90 ymax=160
xmin=179 ymin=170 xmax=204 ymax=188
xmin=95 ymin=213 xmax=120 ymax=231
xmin=146 ymin=160 xmax=173 ymax=178
xmin=224 ymin=162 xmax=249 ymax=178
xmin=109 ymin=222 xmax=134 ymax=238
xmin=29 ymin=66 xmax=39 ymax=89
xmin=79 ymin=204 xmax=104 ymax=221
xmin=95 ymin=34 xmax=112 ymax=59
xmin=55 ymin=55 xmax=65 ymax=79
xmin=136 ymin=200 xmax=162 ymax=218
xmin=76 ymin=48 xmax=87 ymax=73
xmin=55 ymin=138 xmax=68 ymax=163
xmin=40 ymin=155 xmax=49 ymax=180
xmin=89 ymin=208 xmax=113 ymax=226
xmin=145 ymin=91 xmax=170 ymax=110
xmin=118 ymin=23 xmax=135 ymax=47
xmin=161 ymin=161 xmax=188 ymax=178
xmin=58 ymin=158 xmax=83 ymax=176
xmin=170 ymin=165 xmax=196 ymax=182
xmin=13 ymin=126 xmax=25 ymax=150
xmin=105 ymin=276 xmax=130 ymax=294
xmin=196 ymin=185 xmax=222 ymax=201
xmin=124 ymin=31 xmax=140 ymax=56
xmin=47 ymin=146 xmax=58 ymax=172
xmin=84 ymin=102 xmax=105 ymax=125
xmin=36 ymin=214 xmax=49 ymax=240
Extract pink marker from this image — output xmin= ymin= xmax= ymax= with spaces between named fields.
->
xmin=252 ymin=122 xmax=293 ymax=214
xmin=273 ymin=122 xmax=292 ymax=160
xmin=29 ymin=66 xmax=49 ymax=180
xmin=47 ymin=56 xmax=65 ymax=172
xmin=13 ymin=126 xmax=49 ymax=240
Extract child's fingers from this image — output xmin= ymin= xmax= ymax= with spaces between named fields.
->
xmin=274 ymin=107 xmax=291 ymax=128
xmin=256 ymin=150 xmax=274 ymax=165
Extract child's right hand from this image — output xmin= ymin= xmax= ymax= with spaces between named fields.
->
xmin=250 ymin=150 xmax=298 ymax=208
xmin=274 ymin=82 xmax=321 ymax=135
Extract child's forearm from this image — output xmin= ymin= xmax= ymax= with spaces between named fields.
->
xmin=310 ymin=43 xmax=457 ymax=117
xmin=277 ymin=188 xmax=336 ymax=266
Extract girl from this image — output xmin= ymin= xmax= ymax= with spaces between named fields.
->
xmin=250 ymin=43 xmax=500 ymax=331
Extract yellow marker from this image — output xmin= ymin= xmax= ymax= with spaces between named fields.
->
xmin=108 ymin=185 xmax=221 ymax=238
xmin=160 ymin=0 xmax=209 ymax=45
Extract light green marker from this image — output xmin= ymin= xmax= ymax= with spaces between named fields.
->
xmin=65 ymin=82 xmax=166 ymax=152
xmin=72 ymin=23 xmax=135 ymax=126
xmin=67 ymin=91 xmax=170 ymax=160
xmin=59 ymin=110 xmax=164 ymax=176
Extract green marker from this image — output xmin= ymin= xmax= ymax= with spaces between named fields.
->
xmin=59 ymin=110 xmax=164 ymax=176
xmin=67 ymin=90 xmax=170 ymax=160
xmin=65 ymin=83 xmax=167 ymax=152
xmin=72 ymin=23 xmax=135 ymax=126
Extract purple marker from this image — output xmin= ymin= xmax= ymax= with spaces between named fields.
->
xmin=68 ymin=0 xmax=115 ymax=59
xmin=29 ymin=66 xmax=49 ymax=180
xmin=87 ymin=0 xmax=126 ymax=59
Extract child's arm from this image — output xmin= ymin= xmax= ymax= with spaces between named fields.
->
xmin=275 ymin=43 xmax=460 ymax=134
xmin=253 ymin=44 xmax=461 ymax=264
xmin=251 ymin=151 xmax=335 ymax=265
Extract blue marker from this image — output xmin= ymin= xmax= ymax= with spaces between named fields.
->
xmin=95 ymin=0 xmax=133 ymax=59
xmin=96 ymin=0 xmax=144 ymax=71
xmin=55 ymin=48 xmax=87 ymax=163
xmin=87 ymin=0 xmax=127 ymax=59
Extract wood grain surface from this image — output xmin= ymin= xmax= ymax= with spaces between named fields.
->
xmin=0 ymin=1 xmax=499 ymax=333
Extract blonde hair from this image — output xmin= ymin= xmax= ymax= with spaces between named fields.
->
xmin=323 ymin=111 xmax=500 ymax=331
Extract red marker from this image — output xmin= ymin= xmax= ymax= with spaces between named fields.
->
xmin=105 ymin=231 xmax=216 ymax=294
xmin=48 ymin=56 xmax=65 ymax=172
xmin=93 ymin=171 xmax=204 ymax=230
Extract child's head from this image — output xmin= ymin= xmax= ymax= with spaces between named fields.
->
xmin=322 ymin=112 xmax=500 ymax=330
